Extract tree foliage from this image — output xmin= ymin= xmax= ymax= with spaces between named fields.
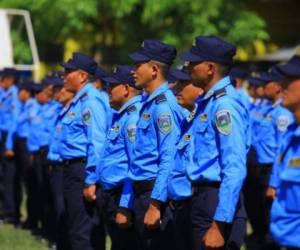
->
xmin=0 ymin=0 xmax=269 ymax=65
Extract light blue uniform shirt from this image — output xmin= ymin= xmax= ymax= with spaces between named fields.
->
xmin=58 ymin=82 xmax=112 ymax=184
xmin=16 ymin=98 xmax=37 ymax=138
xmin=128 ymin=83 xmax=186 ymax=203
xmin=270 ymin=123 xmax=300 ymax=248
xmin=254 ymin=99 xmax=293 ymax=164
xmin=47 ymin=105 xmax=64 ymax=162
xmin=186 ymin=76 xmax=250 ymax=223
xmin=0 ymin=85 xmax=20 ymax=150
xmin=40 ymin=100 xmax=62 ymax=147
xmin=27 ymin=99 xmax=44 ymax=152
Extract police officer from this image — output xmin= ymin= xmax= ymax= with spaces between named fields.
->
xmin=122 ymin=39 xmax=185 ymax=250
xmin=92 ymin=67 xmax=109 ymax=90
xmin=180 ymin=35 xmax=249 ymax=249
xmin=92 ymin=65 xmax=141 ymax=250
xmin=230 ymin=66 xmax=251 ymax=110
xmin=26 ymin=82 xmax=49 ymax=231
xmin=167 ymin=68 xmax=202 ymax=250
xmin=59 ymin=52 xmax=111 ymax=250
xmin=0 ymin=68 xmax=21 ymax=225
xmin=251 ymin=69 xmax=293 ymax=249
xmin=268 ymin=59 xmax=300 ymax=250
xmin=47 ymin=80 xmax=73 ymax=250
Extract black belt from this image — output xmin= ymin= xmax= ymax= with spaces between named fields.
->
xmin=133 ymin=179 xmax=156 ymax=195
xmin=63 ymin=157 xmax=86 ymax=165
xmin=192 ymin=182 xmax=220 ymax=192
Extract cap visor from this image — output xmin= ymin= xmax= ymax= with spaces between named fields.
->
xmin=103 ymin=76 xmax=122 ymax=85
xmin=179 ymin=52 xmax=203 ymax=63
xmin=129 ymin=52 xmax=150 ymax=63
xmin=276 ymin=63 xmax=300 ymax=78
xmin=60 ymin=61 xmax=78 ymax=70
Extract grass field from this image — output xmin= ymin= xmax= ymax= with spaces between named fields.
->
xmin=0 ymin=224 xmax=49 ymax=250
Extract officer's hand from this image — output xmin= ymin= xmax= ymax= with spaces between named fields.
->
xmin=203 ymin=221 xmax=225 ymax=249
xmin=266 ymin=187 xmax=276 ymax=200
xmin=83 ymin=184 xmax=96 ymax=202
xmin=116 ymin=208 xmax=132 ymax=229
xmin=144 ymin=200 xmax=161 ymax=230
xmin=4 ymin=150 xmax=14 ymax=158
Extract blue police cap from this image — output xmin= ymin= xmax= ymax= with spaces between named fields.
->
xmin=180 ymin=35 xmax=236 ymax=65
xmin=130 ymin=39 xmax=177 ymax=65
xmin=61 ymin=52 xmax=97 ymax=75
xmin=18 ymin=80 xmax=33 ymax=91
xmin=247 ymin=76 xmax=268 ymax=87
xmin=289 ymin=55 xmax=300 ymax=65
xmin=2 ymin=67 xmax=19 ymax=77
xmin=230 ymin=67 xmax=248 ymax=79
xmin=167 ymin=68 xmax=191 ymax=83
xmin=94 ymin=67 xmax=109 ymax=81
xmin=30 ymin=82 xmax=45 ymax=93
xmin=103 ymin=65 xmax=136 ymax=88
xmin=273 ymin=62 xmax=300 ymax=80
xmin=259 ymin=68 xmax=285 ymax=83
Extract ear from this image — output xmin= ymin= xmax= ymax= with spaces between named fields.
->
xmin=79 ymin=71 xmax=89 ymax=83
xmin=124 ymin=84 xmax=130 ymax=96
xmin=207 ymin=62 xmax=215 ymax=76
xmin=151 ymin=64 xmax=159 ymax=78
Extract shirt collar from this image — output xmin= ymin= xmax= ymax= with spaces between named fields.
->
xmin=144 ymin=82 xmax=169 ymax=103
xmin=72 ymin=82 xmax=93 ymax=104
xmin=119 ymin=95 xmax=142 ymax=114
xmin=196 ymin=76 xmax=231 ymax=103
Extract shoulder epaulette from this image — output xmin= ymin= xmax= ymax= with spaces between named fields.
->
xmin=214 ymin=88 xmax=227 ymax=98
xmin=156 ymin=93 xmax=167 ymax=104
xmin=127 ymin=105 xmax=137 ymax=113
xmin=79 ymin=92 xmax=88 ymax=100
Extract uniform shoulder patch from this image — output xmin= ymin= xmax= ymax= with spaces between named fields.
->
xmin=156 ymin=94 xmax=167 ymax=104
xmin=127 ymin=105 xmax=136 ymax=113
xmin=214 ymin=88 xmax=227 ymax=98
xmin=157 ymin=113 xmax=172 ymax=134
xmin=276 ymin=115 xmax=290 ymax=132
xmin=126 ymin=124 xmax=137 ymax=143
xmin=82 ymin=107 xmax=92 ymax=125
xmin=215 ymin=110 xmax=232 ymax=135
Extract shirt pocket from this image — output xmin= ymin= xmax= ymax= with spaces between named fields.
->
xmin=107 ymin=129 xmax=120 ymax=141
xmin=281 ymin=166 xmax=300 ymax=213
xmin=137 ymin=118 xmax=151 ymax=130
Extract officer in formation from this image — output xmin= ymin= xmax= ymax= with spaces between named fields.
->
xmin=0 ymin=35 xmax=300 ymax=250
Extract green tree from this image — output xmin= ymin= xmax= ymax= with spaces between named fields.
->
xmin=0 ymin=0 xmax=269 ymax=65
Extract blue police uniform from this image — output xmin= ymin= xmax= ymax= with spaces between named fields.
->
xmin=180 ymin=36 xmax=249 ymax=250
xmin=127 ymin=39 xmax=184 ymax=250
xmin=0 ymin=83 xmax=21 ymax=223
xmin=60 ymin=52 xmax=111 ymax=250
xmin=98 ymin=93 xmax=142 ymax=250
xmin=270 ymin=123 xmax=300 ymax=248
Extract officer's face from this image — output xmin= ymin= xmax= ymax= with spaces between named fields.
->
xmin=186 ymin=61 xmax=211 ymax=88
xmin=35 ymin=91 xmax=48 ymax=104
xmin=255 ymin=86 xmax=264 ymax=98
xmin=173 ymin=80 xmax=203 ymax=111
xmin=1 ymin=76 xmax=14 ymax=89
xmin=132 ymin=62 xmax=154 ymax=89
xmin=18 ymin=89 xmax=30 ymax=102
xmin=282 ymin=79 xmax=300 ymax=112
xmin=64 ymin=70 xmax=87 ymax=93
xmin=264 ymin=81 xmax=281 ymax=100
xmin=57 ymin=87 xmax=74 ymax=106
xmin=108 ymin=83 xmax=127 ymax=110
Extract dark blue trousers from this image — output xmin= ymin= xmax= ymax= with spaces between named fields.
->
xmin=133 ymin=188 xmax=175 ymax=250
xmin=170 ymin=198 xmax=192 ymax=250
xmin=63 ymin=159 xmax=103 ymax=250
xmin=100 ymin=186 xmax=138 ymax=250
xmin=190 ymin=184 xmax=246 ymax=250
xmin=49 ymin=163 xmax=71 ymax=250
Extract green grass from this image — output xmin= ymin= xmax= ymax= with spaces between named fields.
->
xmin=0 ymin=224 xmax=49 ymax=250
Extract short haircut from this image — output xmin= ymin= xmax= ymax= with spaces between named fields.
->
xmin=149 ymin=60 xmax=170 ymax=79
